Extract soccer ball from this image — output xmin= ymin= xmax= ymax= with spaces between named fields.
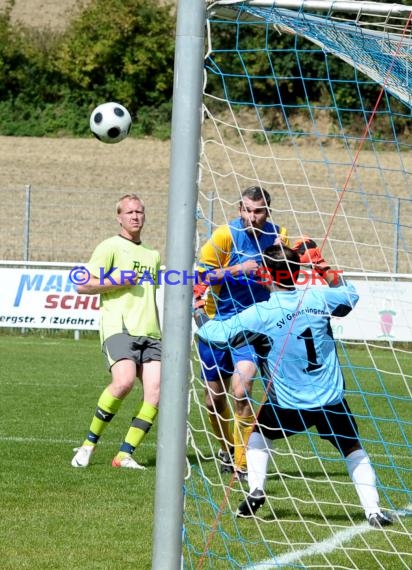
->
xmin=89 ymin=102 xmax=132 ymax=144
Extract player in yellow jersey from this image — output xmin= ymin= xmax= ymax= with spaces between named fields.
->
xmin=71 ymin=194 xmax=161 ymax=469
xmin=194 ymin=186 xmax=288 ymax=480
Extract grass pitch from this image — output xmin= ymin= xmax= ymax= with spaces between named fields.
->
xmin=0 ymin=335 xmax=411 ymax=569
xmin=0 ymin=334 xmax=158 ymax=570
xmin=185 ymin=344 xmax=412 ymax=569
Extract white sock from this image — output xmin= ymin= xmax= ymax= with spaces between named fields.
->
xmin=246 ymin=431 xmax=272 ymax=492
xmin=345 ymin=448 xmax=380 ymax=518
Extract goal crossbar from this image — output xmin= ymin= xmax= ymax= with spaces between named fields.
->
xmin=208 ymin=0 xmax=412 ymax=16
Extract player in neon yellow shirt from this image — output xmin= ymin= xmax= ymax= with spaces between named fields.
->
xmin=71 ymin=194 xmax=161 ymax=470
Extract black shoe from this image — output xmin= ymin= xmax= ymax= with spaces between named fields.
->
xmin=217 ymin=448 xmax=234 ymax=474
xmin=368 ymin=511 xmax=393 ymax=528
xmin=236 ymin=488 xmax=265 ymax=518
xmin=234 ymin=470 xmax=248 ymax=483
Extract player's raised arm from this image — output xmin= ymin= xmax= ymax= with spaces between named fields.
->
xmin=292 ymin=236 xmax=359 ymax=315
xmin=292 ymin=235 xmax=330 ymax=273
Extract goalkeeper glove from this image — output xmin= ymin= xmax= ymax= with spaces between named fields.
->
xmin=193 ymin=283 xmax=210 ymax=327
xmin=292 ymin=236 xmax=330 ymax=272
xmin=193 ymin=283 xmax=208 ymax=310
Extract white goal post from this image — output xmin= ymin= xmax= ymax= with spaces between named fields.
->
xmin=153 ymin=1 xmax=412 ymax=569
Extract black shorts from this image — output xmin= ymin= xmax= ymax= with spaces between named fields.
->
xmin=256 ymin=398 xmax=360 ymax=454
xmin=102 ymin=333 xmax=161 ymax=370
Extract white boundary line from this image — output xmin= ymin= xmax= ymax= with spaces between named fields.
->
xmin=246 ymin=504 xmax=412 ymax=569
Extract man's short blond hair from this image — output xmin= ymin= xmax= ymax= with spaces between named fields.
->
xmin=116 ymin=194 xmax=145 ymax=214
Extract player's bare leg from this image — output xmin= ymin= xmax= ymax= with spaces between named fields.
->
xmin=232 ymin=361 xmax=257 ymax=478
xmin=72 ymin=359 xmax=136 ymax=468
xmin=205 ymin=377 xmax=234 ymax=471
xmin=113 ymin=360 xmax=161 ymax=470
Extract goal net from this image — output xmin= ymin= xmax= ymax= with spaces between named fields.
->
xmin=184 ymin=1 xmax=411 ymax=569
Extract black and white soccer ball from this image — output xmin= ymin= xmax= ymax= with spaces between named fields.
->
xmin=89 ymin=102 xmax=132 ymax=144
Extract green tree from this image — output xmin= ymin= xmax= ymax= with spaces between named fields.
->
xmin=0 ymin=0 xmax=176 ymax=137
xmin=54 ymin=0 xmax=175 ymax=115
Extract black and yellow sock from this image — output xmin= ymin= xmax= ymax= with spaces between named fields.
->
xmin=234 ymin=413 xmax=255 ymax=472
xmin=208 ymin=403 xmax=234 ymax=451
xmin=82 ymin=388 xmax=123 ymax=447
xmin=116 ymin=402 xmax=158 ymax=459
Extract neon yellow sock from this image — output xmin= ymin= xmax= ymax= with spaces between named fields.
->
xmin=117 ymin=402 xmax=158 ymax=458
xmin=208 ymin=403 xmax=234 ymax=450
xmin=234 ymin=413 xmax=255 ymax=471
xmin=83 ymin=388 xmax=123 ymax=447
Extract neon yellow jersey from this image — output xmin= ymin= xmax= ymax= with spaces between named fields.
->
xmin=87 ymin=235 xmax=161 ymax=343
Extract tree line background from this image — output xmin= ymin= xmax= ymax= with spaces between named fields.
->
xmin=0 ymin=0 xmax=411 ymax=140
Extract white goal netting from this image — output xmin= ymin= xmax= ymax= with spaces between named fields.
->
xmin=184 ymin=2 xmax=411 ymax=569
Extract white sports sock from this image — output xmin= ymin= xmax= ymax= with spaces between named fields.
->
xmin=246 ymin=431 xmax=272 ymax=492
xmin=345 ymin=448 xmax=380 ymax=518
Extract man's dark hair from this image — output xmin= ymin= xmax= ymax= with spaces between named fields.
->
xmin=263 ymin=244 xmax=300 ymax=288
xmin=241 ymin=186 xmax=271 ymax=208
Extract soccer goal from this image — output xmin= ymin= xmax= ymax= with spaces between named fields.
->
xmin=176 ymin=1 xmax=412 ymax=569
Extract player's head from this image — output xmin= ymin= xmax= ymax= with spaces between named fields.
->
xmin=241 ymin=186 xmax=271 ymax=207
xmin=239 ymin=186 xmax=271 ymax=234
xmin=263 ymin=243 xmax=300 ymax=289
xmin=116 ymin=194 xmax=145 ymax=238
xmin=116 ymin=193 xmax=145 ymax=215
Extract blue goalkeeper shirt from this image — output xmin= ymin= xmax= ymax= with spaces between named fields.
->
xmin=196 ymin=283 xmax=359 ymax=409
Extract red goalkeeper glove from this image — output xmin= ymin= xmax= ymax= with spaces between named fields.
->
xmin=193 ymin=283 xmax=208 ymax=310
xmin=292 ymin=236 xmax=330 ymax=272
xmin=193 ymin=283 xmax=210 ymax=327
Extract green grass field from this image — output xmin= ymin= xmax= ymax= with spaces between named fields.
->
xmin=0 ymin=335 xmax=411 ymax=569
xmin=186 ymin=345 xmax=412 ymax=569
xmin=0 ymin=334 xmax=158 ymax=570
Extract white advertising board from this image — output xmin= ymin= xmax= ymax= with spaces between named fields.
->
xmin=0 ymin=268 xmax=411 ymax=340
xmin=329 ymin=280 xmax=412 ymax=341
xmin=0 ymin=268 xmax=100 ymax=330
